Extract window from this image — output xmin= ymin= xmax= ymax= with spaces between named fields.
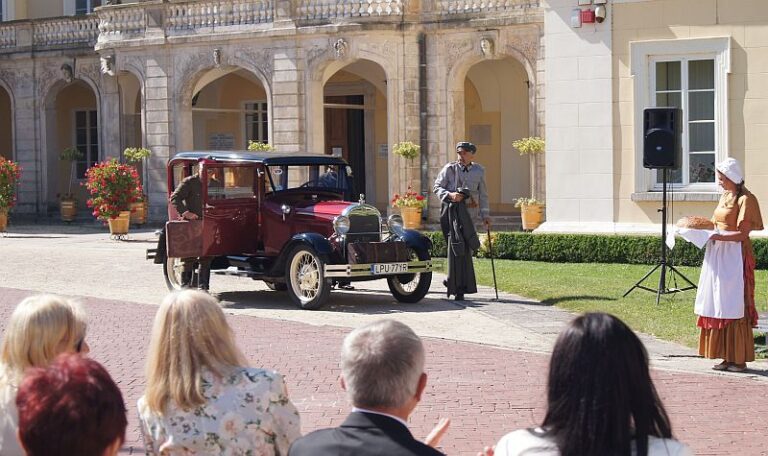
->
xmin=652 ymin=59 xmax=716 ymax=186
xmin=631 ymin=37 xmax=730 ymax=193
xmin=205 ymin=166 xmax=256 ymax=200
xmin=75 ymin=0 xmax=101 ymax=15
xmin=75 ymin=110 xmax=99 ymax=178
xmin=0 ymin=1 xmax=4 ymax=22
xmin=244 ymin=101 xmax=268 ymax=147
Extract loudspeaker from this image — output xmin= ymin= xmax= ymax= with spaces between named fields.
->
xmin=643 ymin=107 xmax=681 ymax=169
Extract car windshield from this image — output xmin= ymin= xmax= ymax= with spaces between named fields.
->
xmin=265 ymin=164 xmax=351 ymax=193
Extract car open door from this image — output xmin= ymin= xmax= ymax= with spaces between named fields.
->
xmin=200 ymin=162 xmax=260 ymax=256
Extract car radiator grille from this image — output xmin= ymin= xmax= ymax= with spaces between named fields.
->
xmin=347 ymin=214 xmax=381 ymax=243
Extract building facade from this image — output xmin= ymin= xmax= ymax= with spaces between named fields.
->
xmin=0 ymin=0 xmax=543 ymax=222
xmin=541 ymin=0 xmax=768 ymax=233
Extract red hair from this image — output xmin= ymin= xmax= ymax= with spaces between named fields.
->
xmin=16 ymin=354 xmax=127 ymax=456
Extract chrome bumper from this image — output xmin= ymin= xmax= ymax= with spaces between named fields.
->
xmin=324 ymin=260 xmax=433 ymax=278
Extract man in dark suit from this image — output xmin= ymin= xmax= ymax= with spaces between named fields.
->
xmin=288 ymin=320 xmax=448 ymax=456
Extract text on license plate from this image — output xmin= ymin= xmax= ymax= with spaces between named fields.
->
xmin=371 ymin=262 xmax=408 ymax=275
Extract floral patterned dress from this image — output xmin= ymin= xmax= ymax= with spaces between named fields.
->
xmin=138 ymin=368 xmax=301 ymax=456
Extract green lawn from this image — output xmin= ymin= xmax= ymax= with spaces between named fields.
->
xmin=434 ymin=258 xmax=768 ymax=349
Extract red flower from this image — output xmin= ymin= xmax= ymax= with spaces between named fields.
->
xmin=84 ymin=159 xmax=142 ymax=220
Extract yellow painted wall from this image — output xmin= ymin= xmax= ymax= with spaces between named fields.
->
xmin=54 ymin=81 xmax=96 ymax=202
xmin=374 ymin=89 xmax=388 ymax=206
xmin=613 ymin=0 xmax=768 ymax=224
xmin=28 ymin=0 xmax=63 ymax=19
xmin=0 ymin=87 xmax=11 ymax=160
xmin=193 ymin=71 xmax=266 ymax=150
xmin=464 ymin=80 xmax=505 ymax=211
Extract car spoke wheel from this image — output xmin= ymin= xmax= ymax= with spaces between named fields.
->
xmin=286 ymin=246 xmax=330 ymax=309
xmin=163 ymin=257 xmax=187 ymax=291
xmin=387 ymin=248 xmax=432 ymax=303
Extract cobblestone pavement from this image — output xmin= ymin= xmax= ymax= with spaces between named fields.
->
xmin=1 ymin=225 xmax=768 ymax=454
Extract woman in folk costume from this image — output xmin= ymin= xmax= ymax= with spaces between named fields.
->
xmin=696 ymin=157 xmax=763 ymax=372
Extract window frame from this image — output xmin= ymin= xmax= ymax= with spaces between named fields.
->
xmin=74 ymin=0 xmax=101 ymax=15
xmin=630 ymin=37 xmax=730 ymax=193
xmin=73 ymin=109 xmax=99 ymax=179
xmin=242 ymin=100 xmax=269 ymax=148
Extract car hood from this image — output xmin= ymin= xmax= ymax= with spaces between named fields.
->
xmin=294 ymin=200 xmax=356 ymax=220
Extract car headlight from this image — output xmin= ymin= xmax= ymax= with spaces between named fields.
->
xmin=387 ymin=214 xmax=405 ymax=236
xmin=333 ymin=215 xmax=350 ymax=235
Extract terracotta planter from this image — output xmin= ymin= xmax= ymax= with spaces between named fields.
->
xmin=60 ymin=199 xmax=77 ymax=222
xmin=400 ymin=206 xmax=422 ymax=229
xmin=107 ymin=211 xmax=131 ymax=236
xmin=520 ymin=203 xmax=544 ymax=231
xmin=130 ymin=200 xmax=148 ymax=226
xmin=0 ymin=209 xmax=7 ymax=232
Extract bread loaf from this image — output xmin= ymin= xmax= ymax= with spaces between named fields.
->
xmin=676 ymin=216 xmax=714 ymax=230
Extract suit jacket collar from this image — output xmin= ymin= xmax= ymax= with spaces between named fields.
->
xmin=341 ymin=411 xmax=415 ymax=440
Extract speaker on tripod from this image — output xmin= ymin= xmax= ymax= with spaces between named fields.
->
xmin=624 ymin=107 xmax=697 ymax=304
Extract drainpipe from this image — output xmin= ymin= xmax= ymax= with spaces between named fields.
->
xmin=418 ymin=32 xmax=428 ymax=218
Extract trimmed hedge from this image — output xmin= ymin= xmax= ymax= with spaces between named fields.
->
xmin=422 ymin=231 xmax=768 ymax=269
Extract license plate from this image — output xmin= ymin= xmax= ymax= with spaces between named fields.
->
xmin=371 ymin=262 xmax=408 ymax=275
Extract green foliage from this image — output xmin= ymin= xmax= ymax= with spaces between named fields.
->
xmin=123 ymin=147 xmax=151 ymax=163
xmin=0 ymin=157 xmax=21 ymax=211
xmin=60 ymin=147 xmax=84 ymax=163
xmin=511 ymin=136 xmax=545 ymax=155
xmin=392 ymin=141 xmax=420 ymax=160
xmin=514 ymin=197 xmax=544 ymax=208
xmin=247 ymin=140 xmax=276 ymax=152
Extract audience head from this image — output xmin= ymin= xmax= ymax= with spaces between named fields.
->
xmin=543 ymin=312 xmax=672 ymax=456
xmin=16 ymin=353 xmax=126 ymax=456
xmin=341 ymin=319 xmax=426 ymax=411
xmin=0 ymin=295 xmax=87 ymax=384
xmin=144 ymin=290 xmax=247 ymax=412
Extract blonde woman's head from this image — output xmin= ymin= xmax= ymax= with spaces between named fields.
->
xmin=144 ymin=290 xmax=246 ymax=413
xmin=0 ymin=295 xmax=87 ymax=384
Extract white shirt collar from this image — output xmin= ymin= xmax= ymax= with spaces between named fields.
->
xmin=351 ymin=407 xmax=409 ymax=428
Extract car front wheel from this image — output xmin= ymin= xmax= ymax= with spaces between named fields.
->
xmin=387 ymin=249 xmax=432 ymax=303
xmin=285 ymin=245 xmax=331 ymax=310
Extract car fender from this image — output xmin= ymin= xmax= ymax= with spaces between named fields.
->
xmin=392 ymin=229 xmax=432 ymax=255
xmin=271 ymin=233 xmax=335 ymax=275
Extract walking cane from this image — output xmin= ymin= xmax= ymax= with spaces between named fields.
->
xmin=486 ymin=222 xmax=499 ymax=300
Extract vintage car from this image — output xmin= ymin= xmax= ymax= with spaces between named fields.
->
xmin=147 ymin=151 xmax=433 ymax=309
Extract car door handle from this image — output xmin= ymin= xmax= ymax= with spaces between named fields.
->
xmin=205 ymin=204 xmax=215 ymax=209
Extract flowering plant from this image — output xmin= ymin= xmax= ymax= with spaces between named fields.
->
xmin=123 ymin=147 xmax=152 ymax=202
xmin=514 ymin=197 xmax=544 ymax=208
xmin=391 ymin=186 xmax=426 ymax=209
xmin=60 ymin=147 xmax=84 ymax=200
xmin=0 ymin=157 xmax=21 ymax=212
xmin=248 ymin=140 xmax=276 ymax=152
xmin=392 ymin=141 xmax=420 ymax=160
xmin=512 ymin=136 xmax=545 ymax=155
xmin=84 ymin=159 xmax=143 ymax=220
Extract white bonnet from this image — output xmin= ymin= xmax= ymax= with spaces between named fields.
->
xmin=716 ymin=158 xmax=744 ymax=185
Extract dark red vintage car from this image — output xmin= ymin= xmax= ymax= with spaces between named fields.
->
xmin=148 ymin=151 xmax=433 ymax=309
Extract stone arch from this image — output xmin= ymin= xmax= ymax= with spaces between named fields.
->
xmin=40 ymin=76 xmax=101 ymax=211
xmin=0 ymin=78 xmax=15 ymax=161
xmin=445 ymin=48 xmax=536 ymax=215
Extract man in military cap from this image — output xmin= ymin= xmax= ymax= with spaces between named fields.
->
xmin=433 ymin=141 xmax=490 ymax=300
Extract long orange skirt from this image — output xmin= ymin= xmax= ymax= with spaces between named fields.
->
xmin=698 ymin=244 xmax=757 ymax=364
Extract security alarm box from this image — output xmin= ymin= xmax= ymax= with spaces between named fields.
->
xmin=581 ymin=9 xmax=595 ymax=23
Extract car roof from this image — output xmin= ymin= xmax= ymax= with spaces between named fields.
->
xmin=170 ymin=151 xmax=349 ymax=166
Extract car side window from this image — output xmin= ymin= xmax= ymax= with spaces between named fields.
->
xmin=206 ymin=166 xmax=255 ymax=200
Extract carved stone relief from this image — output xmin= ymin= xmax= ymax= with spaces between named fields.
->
xmin=332 ymin=38 xmax=348 ymax=59
xmin=444 ymin=38 xmax=475 ymax=71
xmin=233 ymin=47 xmax=274 ymax=84
xmin=480 ymin=37 xmax=495 ymax=58
xmin=213 ymin=48 xmax=222 ymax=68
xmin=503 ymin=34 xmax=539 ymax=66
xmin=305 ymin=45 xmax=331 ymax=80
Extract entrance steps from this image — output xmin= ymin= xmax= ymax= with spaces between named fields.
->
xmin=422 ymin=214 xmax=522 ymax=232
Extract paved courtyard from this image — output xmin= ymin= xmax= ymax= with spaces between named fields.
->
xmin=1 ymin=224 xmax=768 ymax=454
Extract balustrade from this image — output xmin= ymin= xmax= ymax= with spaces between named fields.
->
xmin=98 ymin=5 xmax=146 ymax=40
xmin=0 ymin=26 xmax=15 ymax=49
xmin=32 ymin=17 xmax=98 ymax=47
xmin=165 ymin=0 xmax=273 ymax=34
xmin=296 ymin=0 xmax=402 ymax=20
xmin=434 ymin=0 xmax=539 ymax=14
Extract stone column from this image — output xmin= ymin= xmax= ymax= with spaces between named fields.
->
xmin=143 ymin=54 xmax=174 ymax=220
xmin=4 ymin=62 xmax=39 ymax=215
xmin=272 ymin=45 xmax=304 ymax=153
xmin=100 ymin=73 xmax=122 ymax=161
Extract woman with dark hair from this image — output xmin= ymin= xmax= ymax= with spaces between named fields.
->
xmin=491 ymin=313 xmax=691 ymax=456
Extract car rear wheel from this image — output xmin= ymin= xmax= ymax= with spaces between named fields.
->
xmin=387 ymin=249 xmax=432 ymax=303
xmin=164 ymin=256 xmax=190 ymax=291
xmin=286 ymin=245 xmax=331 ymax=310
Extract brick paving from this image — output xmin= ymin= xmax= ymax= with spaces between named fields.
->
xmin=1 ymin=287 xmax=767 ymax=455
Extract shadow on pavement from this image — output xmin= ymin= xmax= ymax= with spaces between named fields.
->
xmin=217 ymin=286 xmax=464 ymax=314
xmin=541 ymin=295 xmax=614 ymax=306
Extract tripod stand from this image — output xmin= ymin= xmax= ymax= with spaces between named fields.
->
xmin=623 ymin=168 xmax=697 ymax=305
